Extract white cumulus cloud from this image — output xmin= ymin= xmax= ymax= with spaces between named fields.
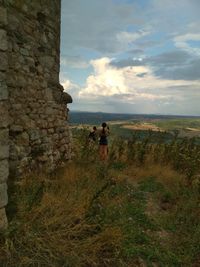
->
xmin=61 ymin=78 xmax=80 ymax=98
xmin=79 ymin=57 xmax=198 ymax=102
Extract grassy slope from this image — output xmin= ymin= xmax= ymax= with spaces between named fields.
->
xmin=1 ymin=159 xmax=200 ymax=266
xmin=1 ymin=128 xmax=200 ymax=266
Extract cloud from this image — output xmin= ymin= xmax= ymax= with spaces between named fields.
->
xmin=138 ymin=0 xmax=200 ymax=43
xmin=110 ymin=50 xmax=191 ymax=69
xmin=188 ymin=21 xmax=200 ymax=33
xmin=174 ymin=33 xmax=200 ymax=56
xmin=128 ymin=48 xmax=144 ymax=54
xmin=61 ymin=0 xmax=146 ymax=54
xmin=79 ymin=57 xmax=199 ymax=101
xmin=61 ymin=0 xmax=200 ymax=56
xmin=110 ymin=58 xmax=144 ymax=68
xmin=155 ymin=58 xmax=200 ymax=81
xmin=61 ymin=78 xmax=80 ymax=100
xmin=111 ymin=50 xmax=200 ymax=81
xmin=60 ymin=66 xmax=200 ymax=115
xmin=147 ymin=50 xmax=200 ymax=81
xmin=116 ymin=30 xmax=150 ymax=48
xmin=61 ymin=55 xmax=89 ymax=69
xmin=150 ymin=50 xmax=191 ymax=65
xmin=61 ymin=79 xmax=74 ymax=91
xmin=60 ymin=0 xmax=200 ymax=115
xmin=79 ymin=57 xmax=129 ymax=97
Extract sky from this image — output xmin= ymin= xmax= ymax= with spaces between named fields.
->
xmin=60 ymin=0 xmax=200 ymax=115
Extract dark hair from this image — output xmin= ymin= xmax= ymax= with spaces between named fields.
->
xmin=93 ymin=126 xmax=97 ymax=130
xmin=101 ymin=122 xmax=107 ymax=134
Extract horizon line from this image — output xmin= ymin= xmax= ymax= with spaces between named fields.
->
xmin=69 ymin=110 xmax=200 ymax=118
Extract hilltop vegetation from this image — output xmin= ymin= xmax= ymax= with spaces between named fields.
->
xmin=1 ymin=126 xmax=200 ymax=266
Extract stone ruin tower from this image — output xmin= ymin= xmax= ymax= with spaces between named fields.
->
xmin=0 ymin=0 xmax=72 ymax=229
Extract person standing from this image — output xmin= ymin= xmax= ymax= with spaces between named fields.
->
xmin=99 ymin=122 xmax=110 ymax=161
xmin=88 ymin=126 xmax=97 ymax=142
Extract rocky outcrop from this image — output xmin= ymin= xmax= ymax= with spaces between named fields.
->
xmin=0 ymin=0 xmax=72 ymax=229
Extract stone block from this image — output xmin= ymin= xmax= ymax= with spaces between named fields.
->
xmin=10 ymin=125 xmax=23 ymax=133
xmin=21 ymin=115 xmax=35 ymax=128
xmin=9 ymin=143 xmax=19 ymax=160
xmin=38 ymin=120 xmax=48 ymax=129
xmin=16 ymin=131 xmax=29 ymax=146
xmin=0 ymin=183 xmax=7 ymax=208
xmin=20 ymin=48 xmax=29 ymax=57
xmin=48 ymin=128 xmax=54 ymax=134
xmin=0 ymin=82 xmax=8 ymax=100
xmin=60 ymin=138 xmax=67 ymax=145
xmin=0 ymin=145 xmax=9 ymax=160
xmin=45 ymin=88 xmax=53 ymax=101
xmin=12 ymin=103 xmax=22 ymax=110
xmin=62 ymin=92 xmax=72 ymax=104
xmin=9 ymin=159 xmax=19 ymax=176
xmin=38 ymin=154 xmax=49 ymax=162
xmin=8 ymin=14 xmax=20 ymax=31
xmin=0 ymin=29 xmax=7 ymax=51
xmin=0 ymin=159 xmax=8 ymax=183
xmin=28 ymin=129 xmax=40 ymax=141
xmin=0 ymin=102 xmax=9 ymax=128
xmin=39 ymin=56 xmax=54 ymax=69
xmin=0 ymin=208 xmax=8 ymax=230
xmin=16 ymin=75 xmax=27 ymax=87
xmin=53 ymin=133 xmax=59 ymax=140
xmin=0 ymin=52 xmax=7 ymax=71
xmin=0 ymin=72 xmax=5 ymax=82
xmin=0 ymin=7 xmax=7 ymax=26
xmin=0 ymin=129 xmax=8 ymax=145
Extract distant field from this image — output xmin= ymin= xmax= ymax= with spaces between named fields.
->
xmin=152 ymin=118 xmax=200 ymax=137
xmin=153 ymin=118 xmax=200 ymax=130
xmin=121 ymin=122 xmax=163 ymax=132
xmin=70 ymin=112 xmax=200 ymax=138
xmin=69 ymin=111 xmax=200 ymax=125
xmin=107 ymin=118 xmax=200 ymax=138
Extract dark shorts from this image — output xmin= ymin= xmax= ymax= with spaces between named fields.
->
xmin=99 ymin=137 xmax=108 ymax=145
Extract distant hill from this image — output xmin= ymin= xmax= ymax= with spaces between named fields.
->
xmin=69 ymin=111 xmax=199 ymax=125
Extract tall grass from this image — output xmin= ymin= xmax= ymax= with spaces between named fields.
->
xmin=1 ymin=129 xmax=200 ymax=266
xmin=108 ymin=130 xmax=200 ymax=184
xmin=1 ymin=163 xmax=124 ymax=266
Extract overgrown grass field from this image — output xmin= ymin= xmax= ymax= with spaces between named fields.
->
xmin=1 ymin=129 xmax=200 ymax=266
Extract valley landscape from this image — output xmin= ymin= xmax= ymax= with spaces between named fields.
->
xmin=70 ymin=111 xmax=200 ymax=139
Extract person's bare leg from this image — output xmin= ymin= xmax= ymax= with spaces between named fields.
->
xmin=99 ymin=145 xmax=104 ymax=160
xmin=103 ymin=145 xmax=108 ymax=160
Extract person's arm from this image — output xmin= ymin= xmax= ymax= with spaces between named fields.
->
xmin=97 ymin=129 xmax=101 ymax=137
xmin=106 ymin=127 xmax=110 ymax=136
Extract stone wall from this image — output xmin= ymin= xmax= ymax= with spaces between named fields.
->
xmin=0 ymin=1 xmax=8 ymax=229
xmin=0 ymin=0 xmax=72 ymax=229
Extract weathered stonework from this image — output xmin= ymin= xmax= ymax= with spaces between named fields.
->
xmin=0 ymin=1 xmax=8 ymax=229
xmin=0 ymin=1 xmax=72 ymax=229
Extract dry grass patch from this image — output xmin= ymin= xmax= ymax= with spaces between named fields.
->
xmin=122 ymin=123 xmax=163 ymax=132
xmin=0 ymin=163 xmax=123 ymax=267
xmin=124 ymin=163 xmax=184 ymax=191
